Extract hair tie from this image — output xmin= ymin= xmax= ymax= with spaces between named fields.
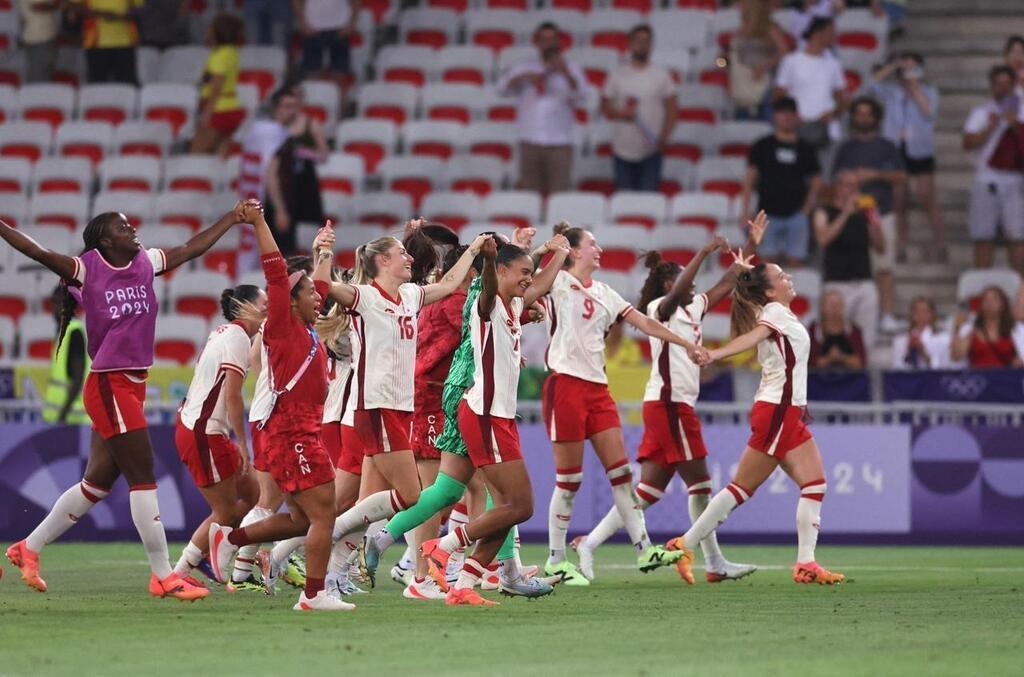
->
xmin=288 ymin=271 xmax=304 ymax=289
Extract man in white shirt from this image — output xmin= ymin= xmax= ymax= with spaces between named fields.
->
xmin=498 ymin=22 xmax=589 ymax=195
xmin=19 ymin=0 xmax=61 ymax=82
xmin=962 ymin=65 xmax=1024 ymax=274
xmin=601 ymin=25 xmax=677 ymax=192
xmin=294 ymin=0 xmax=361 ymax=98
xmin=774 ymin=17 xmax=847 ymax=151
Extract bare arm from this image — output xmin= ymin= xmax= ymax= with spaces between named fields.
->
xmin=950 ymin=314 xmax=972 ymax=362
xmin=801 ymin=175 xmax=823 ymax=216
xmin=200 ymin=74 xmax=226 ymax=122
xmin=657 ymin=95 xmax=678 ymax=149
xmin=813 ymin=205 xmax=853 ymax=248
xmin=963 ymin=113 xmax=1001 ymax=151
xmin=656 ymin=239 xmax=721 ymax=322
xmin=422 ymin=235 xmax=488 ymax=305
xmin=600 ymin=96 xmax=630 ymax=122
xmin=1014 ymin=283 xmax=1024 ymax=322
xmin=625 ymin=310 xmax=697 ymax=353
xmin=708 ymin=324 xmax=773 ymax=362
xmin=523 ymin=236 xmax=570 ymax=306
xmin=223 ymin=370 xmax=250 ymax=473
xmin=740 ymin=166 xmax=758 ymax=223
xmin=0 ymin=218 xmax=78 ymax=279
xmin=265 ymin=156 xmax=289 ymax=233
xmin=162 ymin=205 xmax=243 ymax=272
xmin=57 ymin=329 xmax=87 ymax=423
xmin=308 ymin=118 xmax=330 ymax=162
xmin=477 ymin=240 xmax=499 ymax=318
xmin=906 ymin=81 xmax=934 ymax=118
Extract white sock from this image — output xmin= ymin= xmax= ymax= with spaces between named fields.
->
xmin=548 ymin=466 xmax=582 ymax=563
xmin=398 ymin=544 xmax=415 ymax=569
xmin=438 ymin=524 xmax=471 ymax=554
xmin=797 ymin=479 xmax=826 ymax=563
xmin=129 ymin=486 xmax=172 ymax=579
xmin=683 ymin=482 xmax=751 ymax=550
xmin=332 ymin=490 xmax=406 ymax=541
xmin=25 ymin=480 xmax=110 ymax=552
xmin=499 ymin=553 xmax=522 ymax=584
xmin=583 ymin=482 xmax=661 ymax=550
xmin=512 ymin=527 xmax=522 ymax=568
xmin=231 ymin=505 xmax=273 ymax=582
xmin=454 ymin=557 xmax=486 ymax=590
xmin=174 ymin=541 xmax=203 ymax=576
xmin=687 ymin=477 xmax=725 ymax=569
xmin=270 ymin=536 xmax=305 ymax=568
xmin=607 ymin=461 xmax=650 ymax=552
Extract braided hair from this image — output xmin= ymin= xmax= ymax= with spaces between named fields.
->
xmin=55 ymin=212 xmax=120 ymax=353
xmin=731 ymin=263 xmax=771 ymax=337
xmin=637 ymin=250 xmax=681 ymax=313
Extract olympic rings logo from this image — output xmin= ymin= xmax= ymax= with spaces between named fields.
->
xmin=939 ymin=374 xmax=988 ymax=400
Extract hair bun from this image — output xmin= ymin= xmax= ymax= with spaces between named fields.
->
xmin=552 ymin=220 xmax=571 ymax=236
xmin=219 ymin=288 xmax=236 ymax=320
xmin=642 ymin=250 xmax=663 ymax=270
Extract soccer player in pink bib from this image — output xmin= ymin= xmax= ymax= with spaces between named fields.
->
xmin=2 ymin=204 xmax=246 ymax=600
xmin=669 ymin=261 xmax=845 ymax=586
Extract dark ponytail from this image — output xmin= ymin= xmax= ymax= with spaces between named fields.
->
xmin=637 ymin=250 xmax=681 ymax=313
xmin=404 ymin=222 xmax=458 ymax=285
xmin=221 ymin=284 xmax=263 ymax=321
xmin=55 ymin=212 xmax=118 ymax=352
xmin=731 ymin=263 xmax=771 ymax=337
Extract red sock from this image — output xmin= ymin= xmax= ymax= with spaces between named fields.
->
xmin=305 ymin=576 xmax=325 ymax=598
xmin=227 ymin=527 xmax=251 ymax=547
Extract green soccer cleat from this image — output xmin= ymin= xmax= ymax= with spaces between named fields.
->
xmin=282 ymin=552 xmax=306 ymax=589
xmin=225 ymin=574 xmax=264 ymax=593
xmin=637 ymin=544 xmax=683 ymax=573
xmin=544 ymin=559 xmax=590 ymax=586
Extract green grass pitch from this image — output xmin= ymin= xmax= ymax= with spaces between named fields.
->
xmin=1 ymin=543 xmax=1022 ymax=676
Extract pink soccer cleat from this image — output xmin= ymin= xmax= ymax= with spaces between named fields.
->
xmin=6 ymin=540 xmax=47 ymax=592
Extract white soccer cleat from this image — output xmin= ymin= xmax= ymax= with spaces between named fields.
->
xmin=208 ymin=523 xmax=239 ymax=584
xmin=706 ymin=560 xmax=759 ymax=583
xmin=293 ymin=589 xmax=356 ymax=611
xmin=571 ymin=536 xmax=595 ymax=580
xmin=403 ymin=576 xmax=446 ymax=600
xmin=390 ymin=563 xmax=414 ymax=586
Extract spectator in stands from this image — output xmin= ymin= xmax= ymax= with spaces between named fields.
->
xmin=962 ymin=65 xmax=1024 ymax=274
xmin=498 ymin=22 xmax=589 ymax=196
xmin=729 ymin=0 xmax=790 ymax=121
xmin=741 ymin=96 xmax=822 ymax=266
xmin=808 ymin=290 xmax=866 ymax=369
xmin=952 ymin=286 xmax=1023 ymax=368
xmin=891 ymin=296 xmax=951 ymax=370
xmin=871 ymin=53 xmax=945 ymax=263
xmin=190 ymin=13 xmax=245 ymax=157
xmin=789 ymin=0 xmax=842 ymax=45
xmin=1004 ymin=35 xmax=1024 ymax=93
xmin=242 ymin=0 xmax=292 ymax=47
xmin=294 ymin=0 xmax=361 ymax=99
xmin=42 ymin=285 xmax=89 ymax=425
xmin=1013 ymin=282 xmax=1024 ymax=358
xmin=601 ymin=25 xmax=677 ymax=192
xmin=138 ymin=0 xmax=190 ymax=49
xmin=774 ymin=17 xmax=846 ymax=154
xmin=814 ymin=169 xmax=884 ymax=348
xmin=19 ymin=0 xmax=61 ymax=83
xmin=69 ymin=0 xmax=143 ymax=85
xmin=832 ymin=96 xmax=905 ymax=334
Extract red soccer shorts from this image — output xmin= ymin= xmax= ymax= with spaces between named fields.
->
xmin=638 ymin=401 xmax=709 ymax=469
xmin=457 ymin=400 xmax=523 ymax=468
xmin=747 ymin=401 xmax=812 ymax=460
xmin=411 ymin=409 xmax=445 ymax=461
xmin=83 ymin=370 xmax=149 ymax=440
xmin=210 ymin=109 xmax=246 ymax=134
xmin=542 ymin=372 xmax=621 ymax=443
xmin=262 ymin=426 xmax=336 ymax=493
xmin=249 ymin=421 xmax=269 ymax=472
xmin=322 ymin=421 xmax=363 ymax=475
xmin=175 ymin=416 xmax=241 ymax=488
xmin=353 ymin=408 xmax=413 ymax=456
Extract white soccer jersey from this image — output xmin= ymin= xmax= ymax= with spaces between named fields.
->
xmin=247 ymin=325 xmax=272 ymax=423
xmin=180 ymin=322 xmax=250 ymax=436
xmin=345 ymin=282 xmax=426 ymax=412
xmin=643 ymin=294 xmax=708 ymax=405
xmin=466 ymin=295 xmax=524 ymax=419
xmin=322 ymin=353 xmax=353 ymax=424
xmin=541 ymin=270 xmax=635 ymax=384
xmin=754 ymin=302 xmax=810 ymax=407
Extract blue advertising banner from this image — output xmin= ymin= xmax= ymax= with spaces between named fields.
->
xmin=883 ymin=369 xmax=1024 ymax=403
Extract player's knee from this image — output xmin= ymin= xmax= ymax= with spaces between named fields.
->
xmin=605 ymin=459 xmax=632 ymax=488
xmin=402 ymin=486 xmax=421 ymax=507
xmin=508 ymin=496 xmax=533 ymax=524
xmin=555 ymin=465 xmax=583 ymax=498
xmin=636 ymin=482 xmax=665 ymax=507
xmin=800 ymin=479 xmax=827 ymax=502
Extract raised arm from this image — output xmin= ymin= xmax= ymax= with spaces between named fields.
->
xmin=0 ymin=218 xmax=78 ymax=279
xmin=162 ymin=203 xmax=245 ymax=272
xmin=656 ymin=236 xmax=724 ymax=322
xmin=308 ymin=223 xmax=358 ymax=308
xmin=706 ymin=212 xmax=768 ymax=308
xmin=624 ymin=309 xmax=699 ymax=357
xmin=422 ymin=234 xmax=488 ymax=306
xmin=477 ymin=237 xmax=500 ymax=317
xmin=523 ymin=235 xmax=570 ymax=306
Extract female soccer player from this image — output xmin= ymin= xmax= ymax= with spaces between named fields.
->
xmin=208 ymin=205 xmax=351 ymax=611
xmin=669 ymin=262 xmax=845 ymax=586
xmin=574 ymin=214 xmax=768 ymax=583
xmin=172 ymin=284 xmax=266 ymax=579
xmin=2 ymin=204 xmax=245 ymax=600
xmin=541 ymin=223 xmax=702 ymax=585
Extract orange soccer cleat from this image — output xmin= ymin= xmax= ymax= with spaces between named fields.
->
xmin=445 ymin=587 xmax=499 ymax=606
xmin=6 ymin=540 xmax=47 ymax=592
xmin=420 ymin=538 xmax=451 ymax=593
xmin=665 ymin=537 xmax=695 ymax=585
xmin=793 ymin=561 xmax=845 ymax=585
xmin=150 ymin=572 xmax=210 ymax=601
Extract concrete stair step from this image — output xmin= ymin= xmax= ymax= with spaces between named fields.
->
xmin=908 ymin=0 xmax=1024 ymax=17
xmin=904 ymin=16 xmax=1024 ymax=37
xmin=895 ymin=35 xmax=1005 ymax=57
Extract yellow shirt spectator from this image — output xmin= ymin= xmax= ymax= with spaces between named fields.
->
xmin=77 ymin=0 xmax=143 ymax=49
xmin=201 ymin=46 xmax=242 ymax=114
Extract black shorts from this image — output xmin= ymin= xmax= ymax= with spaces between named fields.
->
xmin=901 ymin=144 xmax=935 ymax=175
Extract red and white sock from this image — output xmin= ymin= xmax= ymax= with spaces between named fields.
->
xmin=547 ymin=466 xmax=582 ymax=563
xmin=583 ymin=482 xmax=662 ymax=550
xmin=454 ymin=557 xmax=487 ymax=591
xmin=686 ymin=476 xmax=725 ymax=569
xmin=129 ymin=484 xmax=172 ymax=579
xmin=174 ymin=541 xmax=203 ymax=576
xmin=797 ymin=479 xmax=826 ymax=563
xmin=606 ymin=460 xmax=650 ymax=552
xmin=25 ymin=480 xmax=110 ymax=552
xmin=683 ymin=481 xmax=752 ymax=551
xmin=437 ymin=524 xmax=471 ymax=554
xmin=332 ymin=490 xmax=407 ymax=541
xmin=231 ymin=505 xmax=272 ymax=582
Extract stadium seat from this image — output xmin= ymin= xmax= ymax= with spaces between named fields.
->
xmin=135 ymin=45 xmax=160 ymax=84
xmin=302 ymin=80 xmax=341 ymax=127
xmin=585 ymin=10 xmax=644 ymax=53
xmin=32 ymin=157 xmax=94 ymax=195
xmin=319 ymin=153 xmax=365 ymax=195
xmin=438 ymin=46 xmax=494 ymax=86
xmin=399 ymin=8 xmax=462 ymax=49
xmin=650 ymin=48 xmax=691 ymax=84
xmin=696 ymin=157 xmax=745 ymax=198
xmin=717 ymin=120 xmax=772 ymax=157
xmin=169 ymin=270 xmax=233 ymax=319
xmin=0 ymin=121 xmax=52 ymax=163
xmin=957 ymin=269 xmax=1022 ymax=311
xmin=609 ymin=192 xmax=667 ymax=229
xmin=595 ymin=223 xmax=649 ymax=271
xmin=16 ymin=83 xmax=75 ymax=131
xmin=165 ymin=154 xmax=222 ymax=193
xmin=650 ymin=224 xmax=708 ymax=265
xmin=92 ymin=191 xmax=155 ymax=227
xmin=572 ymin=155 xmax=615 ymax=196
xmin=484 ymin=0 xmax=529 ymax=9
xmin=701 ymin=312 xmax=730 ymax=342
xmin=351 ymin=191 xmax=414 ymax=228
xmin=665 ymin=121 xmax=714 ymax=163
xmin=55 ymin=121 xmax=114 ymax=166
xmin=445 ymin=155 xmax=507 ymax=196
xmin=402 ymin=121 xmax=465 ymax=161
xmin=77 ymin=84 xmax=138 ymax=126
xmin=239 ymin=45 xmax=285 ymax=99
xmin=531 ymin=9 xmax=587 ymax=49
xmin=466 ymin=121 xmax=517 ymax=164
xmin=378 ymin=156 xmax=444 ymax=208
xmin=200 ymin=229 xmax=241 ymax=278
xmin=156 ymin=190 xmax=208 ymax=230
xmin=484 ymin=190 xmax=542 ymax=229
xmin=28 ymin=193 xmax=89 ymax=230
xmin=0 ymin=193 xmax=28 ymax=227
xmin=496 ymin=45 xmax=536 ymax=76
xmin=157 ymin=45 xmax=209 ymax=83
xmin=357 ymin=82 xmax=419 ymax=126
xmin=333 ymin=224 xmax=389 ymax=267
xmin=136 ymin=223 xmax=192 ymax=252
xmin=482 ymin=87 xmax=517 ymax=123
xmin=377 ymin=46 xmax=439 ymax=88
xmin=141 ymin=83 xmax=198 ymax=138
xmin=362 ymin=0 xmax=398 ymax=24
xmin=12 ymin=226 xmax=72 ymax=271
xmin=711 ymin=6 xmax=741 ymax=49
xmin=18 ymin=313 xmax=55 ymax=361
xmin=422 ymin=191 xmax=484 ymax=231
xmin=787 ymin=268 xmax=821 ymax=319
xmin=670 ymin=192 xmax=730 ymax=230
xmin=336 ymin=119 xmax=397 ymax=174
xmin=566 ymin=47 xmax=621 ymax=89
xmin=594 ymin=270 xmax=637 ymax=301
xmin=153 ymin=314 xmax=208 ymax=364
xmin=0 ymin=270 xmax=29 ymax=318
xmin=0 ymin=51 xmax=24 ymax=87
xmin=648 ymin=10 xmax=711 ymax=51
xmin=466 ymin=11 xmax=529 ymax=54
xmin=422 ymin=84 xmax=485 ymax=125
xmin=585 ymin=120 xmax=613 ymax=156
xmin=114 ymin=121 xmax=174 ymax=158
xmin=0 ymin=158 xmax=31 ymax=194
xmin=546 ymin=191 xmax=607 ymax=228
xmin=660 ymin=158 xmax=696 ymax=196
xmin=677 ymin=84 xmax=727 ymax=124
xmin=0 ymin=84 xmax=17 ymax=123
xmin=0 ymin=315 xmax=15 ymax=358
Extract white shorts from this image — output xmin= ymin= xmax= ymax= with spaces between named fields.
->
xmin=968 ymin=180 xmax=1024 ymax=241
xmin=870 ymin=212 xmax=897 ymax=273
